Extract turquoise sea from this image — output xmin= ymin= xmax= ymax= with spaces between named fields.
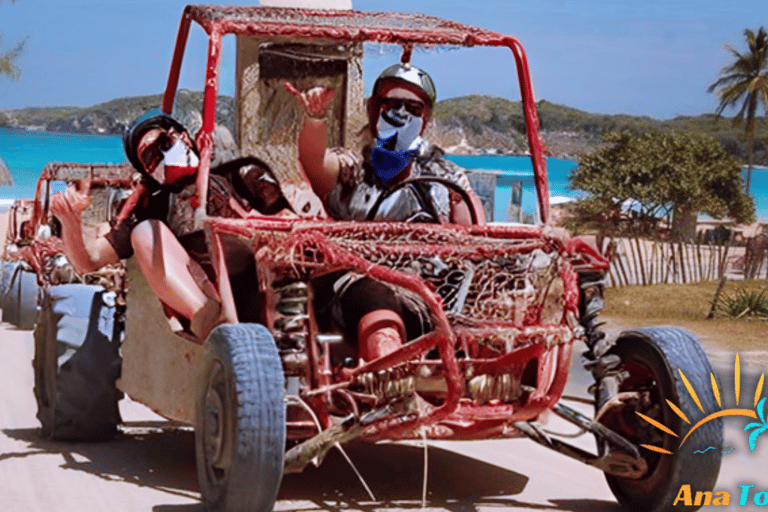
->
xmin=1 ymin=127 xmax=766 ymax=221
xmin=0 ymin=128 xmax=126 ymax=206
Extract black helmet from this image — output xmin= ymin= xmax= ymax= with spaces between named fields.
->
xmin=123 ymin=109 xmax=190 ymax=180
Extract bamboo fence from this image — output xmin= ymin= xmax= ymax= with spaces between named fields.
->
xmin=603 ymin=237 xmax=767 ymax=287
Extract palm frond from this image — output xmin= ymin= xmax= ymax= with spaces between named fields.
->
xmin=0 ymin=39 xmax=24 ymax=80
xmin=758 ymin=397 xmax=767 ymax=423
xmin=0 ymin=156 xmax=13 ymax=187
xmin=748 ymin=425 xmax=768 ymax=452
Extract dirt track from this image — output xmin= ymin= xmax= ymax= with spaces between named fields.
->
xmin=1 ymin=317 xmax=767 ymax=512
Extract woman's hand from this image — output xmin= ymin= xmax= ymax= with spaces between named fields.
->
xmin=284 ymin=83 xmax=337 ymax=118
xmin=50 ymin=175 xmax=91 ymax=224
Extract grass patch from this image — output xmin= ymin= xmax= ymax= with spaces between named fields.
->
xmin=603 ymin=280 xmax=768 ymax=353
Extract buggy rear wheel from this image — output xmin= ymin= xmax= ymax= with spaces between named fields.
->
xmin=1 ymin=264 xmax=27 ymax=326
xmin=597 ymin=327 xmax=723 ymax=512
xmin=195 ymin=324 xmax=286 ymax=512
xmin=0 ymin=261 xmax=16 ymax=302
xmin=17 ymin=269 xmax=40 ymax=330
xmin=33 ymin=284 xmax=122 ymax=440
xmin=3 ymin=267 xmax=38 ymax=327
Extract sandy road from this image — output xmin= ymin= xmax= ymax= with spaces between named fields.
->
xmin=1 ymin=316 xmax=766 ymax=512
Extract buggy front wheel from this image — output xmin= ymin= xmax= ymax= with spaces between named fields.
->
xmin=195 ymin=324 xmax=286 ymax=512
xmin=597 ymin=327 xmax=723 ymax=512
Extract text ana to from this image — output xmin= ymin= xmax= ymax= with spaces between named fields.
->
xmin=676 ymin=485 xmax=768 ymax=507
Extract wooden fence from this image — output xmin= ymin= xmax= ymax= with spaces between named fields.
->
xmin=603 ymin=237 xmax=768 ymax=287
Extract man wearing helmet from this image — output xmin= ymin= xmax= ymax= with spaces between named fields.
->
xmin=51 ymin=111 xmax=287 ymax=339
xmin=287 ymin=62 xmax=486 ymax=225
xmin=287 ymin=62 xmax=486 ymax=366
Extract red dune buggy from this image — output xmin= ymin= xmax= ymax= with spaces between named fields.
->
xmin=30 ymin=6 xmax=723 ymax=512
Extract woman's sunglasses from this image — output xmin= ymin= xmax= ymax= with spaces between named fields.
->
xmin=137 ymin=130 xmax=177 ymax=171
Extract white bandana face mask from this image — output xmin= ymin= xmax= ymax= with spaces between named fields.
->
xmin=162 ymin=138 xmax=199 ymax=184
xmin=377 ymin=107 xmax=423 ymax=152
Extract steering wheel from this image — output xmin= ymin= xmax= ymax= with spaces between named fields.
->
xmin=365 ymin=176 xmax=481 ymax=225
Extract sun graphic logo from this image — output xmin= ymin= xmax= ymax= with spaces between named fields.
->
xmin=633 ymin=352 xmax=768 ymax=508
xmin=638 ymin=353 xmax=766 ymax=455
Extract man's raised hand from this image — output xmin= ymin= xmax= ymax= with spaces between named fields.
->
xmin=284 ymin=83 xmax=337 ymax=119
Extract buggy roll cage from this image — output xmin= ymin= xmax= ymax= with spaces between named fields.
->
xmin=162 ymin=4 xmax=551 ymax=224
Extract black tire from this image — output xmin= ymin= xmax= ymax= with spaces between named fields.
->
xmin=598 ymin=327 xmax=723 ymax=512
xmin=1 ymin=263 xmax=23 ymax=325
xmin=196 ymin=324 xmax=286 ymax=512
xmin=0 ymin=261 xmax=15 ymax=298
xmin=33 ymin=284 xmax=122 ymax=440
xmin=0 ymin=261 xmax=14 ymax=319
xmin=17 ymin=269 xmax=40 ymax=330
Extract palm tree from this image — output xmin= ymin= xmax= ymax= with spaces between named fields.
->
xmin=708 ymin=27 xmax=768 ymax=194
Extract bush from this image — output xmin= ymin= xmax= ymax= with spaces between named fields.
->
xmin=715 ymin=287 xmax=768 ymax=319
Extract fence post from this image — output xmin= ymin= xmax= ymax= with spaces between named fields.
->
xmin=696 ymin=241 xmax=703 ymax=283
xmin=634 ymin=237 xmax=647 ymax=286
xmin=678 ymin=242 xmax=687 ymax=284
xmin=628 ymin=237 xmax=639 ymax=286
xmin=615 ymin=239 xmax=630 ymax=286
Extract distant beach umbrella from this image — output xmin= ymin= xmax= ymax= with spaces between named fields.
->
xmin=0 ymin=155 xmax=13 ymax=186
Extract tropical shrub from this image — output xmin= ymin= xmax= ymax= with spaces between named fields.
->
xmin=714 ymin=286 xmax=768 ymax=319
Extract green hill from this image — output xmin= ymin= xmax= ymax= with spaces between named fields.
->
xmin=1 ymin=93 xmax=766 ymax=165
xmin=432 ymin=95 xmax=767 ymax=164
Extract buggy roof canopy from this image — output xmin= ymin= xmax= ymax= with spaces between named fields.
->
xmin=185 ymin=4 xmax=514 ymax=47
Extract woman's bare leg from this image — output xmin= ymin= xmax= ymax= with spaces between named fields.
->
xmin=130 ymin=219 xmax=214 ymax=323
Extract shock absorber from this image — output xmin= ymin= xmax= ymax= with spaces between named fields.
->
xmin=578 ymin=273 xmax=624 ymax=414
xmin=274 ymin=282 xmax=309 ymax=375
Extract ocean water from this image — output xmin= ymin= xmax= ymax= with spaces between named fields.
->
xmin=0 ymin=128 xmax=126 ymax=206
xmin=1 ymin=128 xmax=765 ymax=221
xmin=447 ymin=154 xmax=579 ymax=222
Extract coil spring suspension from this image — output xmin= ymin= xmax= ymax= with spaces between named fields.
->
xmin=274 ymin=282 xmax=309 ymax=373
xmin=358 ymin=366 xmax=416 ymax=399
xmin=467 ymin=373 xmax=522 ymax=405
xmin=578 ymin=274 xmax=623 ymax=412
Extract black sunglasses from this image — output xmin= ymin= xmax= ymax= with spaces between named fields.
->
xmin=381 ymin=97 xmax=426 ymax=117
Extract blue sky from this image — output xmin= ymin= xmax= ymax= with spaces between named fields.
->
xmin=0 ymin=0 xmax=764 ymax=120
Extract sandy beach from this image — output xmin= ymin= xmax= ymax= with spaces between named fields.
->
xmin=3 ymin=311 xmax=768 ymax=511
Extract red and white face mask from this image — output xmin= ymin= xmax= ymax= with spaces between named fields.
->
xmin=162 ymin=138 xmax=199 ymax=184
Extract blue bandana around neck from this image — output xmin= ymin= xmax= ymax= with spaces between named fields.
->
xmin=371 ymin=134 xmax=417 ymax=182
